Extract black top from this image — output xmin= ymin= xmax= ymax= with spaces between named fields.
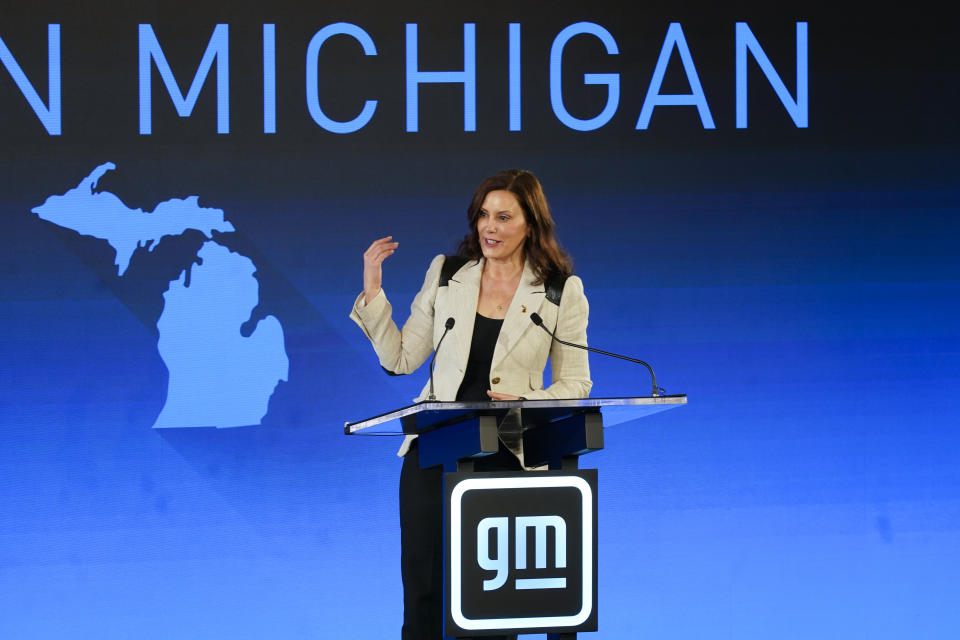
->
xmin=455 ymin=314 xmax=504 ymax=402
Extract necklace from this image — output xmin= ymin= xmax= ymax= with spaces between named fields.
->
xmin=491 ymin=293 xmax=513 ymax=312
xmin=483 ymin=262 xmax=522 ymax=314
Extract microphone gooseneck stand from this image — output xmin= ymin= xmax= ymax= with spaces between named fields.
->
xmin=530 ymin=312 xmax=664 ymax=397
xmin=427 ymin=317 xmax=456 ymax=401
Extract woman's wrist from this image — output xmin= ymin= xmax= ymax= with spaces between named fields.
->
xmin=363 ymin=288 xmax=380 ymax=305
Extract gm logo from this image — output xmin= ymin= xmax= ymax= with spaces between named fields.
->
xmin=478 ymin=515 xmax=568 ymax=591
xmin=446 ymin=471 xmax=598 ymax=635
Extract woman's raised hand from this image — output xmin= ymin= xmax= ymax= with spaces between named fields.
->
xmin=363 ymin=236 xmax=399 ymax=304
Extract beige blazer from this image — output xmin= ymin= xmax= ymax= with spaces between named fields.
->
xmin=350 ymin=254 xmax=592 ymax=454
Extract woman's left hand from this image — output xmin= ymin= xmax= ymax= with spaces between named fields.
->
xmin=487 ymin=390 xmax=522 ymax=401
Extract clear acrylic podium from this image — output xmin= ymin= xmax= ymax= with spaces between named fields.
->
xmin=345 ymin=395 xmax=687 ymax=638
xmin=345 ymin=395 xmax=687 ymax=471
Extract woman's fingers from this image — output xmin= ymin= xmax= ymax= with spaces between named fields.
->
xmin=370 ymin=245 xmax=397 ymax=264
xmin=486 ymin=390 xmax=520 ymax=401
xmin=364 ymin=236 xmax=398 ymax=264
xmin=365 ymin=235 xmax=396 ymax=252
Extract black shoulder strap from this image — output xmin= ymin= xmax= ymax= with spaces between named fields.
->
xmin=439 ymin=255 xmax=469 ymax=286
xmin=544 ymin=271 xmax=569 ymax=306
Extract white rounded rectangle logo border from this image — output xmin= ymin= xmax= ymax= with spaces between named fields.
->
xmin=449 ymin=475 xmax=594 ymax=631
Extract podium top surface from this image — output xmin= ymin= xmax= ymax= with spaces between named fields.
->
xmin=344 ymin=395 xmax=687 ymax=435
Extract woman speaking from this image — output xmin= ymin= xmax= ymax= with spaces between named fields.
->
xmin=349 ymin=169 xmax=591 ymax=639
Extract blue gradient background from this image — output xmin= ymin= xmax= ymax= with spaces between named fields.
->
xmin=1 ymin=2 xmax=958 ymax=638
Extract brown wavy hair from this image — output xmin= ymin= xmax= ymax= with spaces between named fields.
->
xmin=456 ymin=169 xmax=572 ymax=284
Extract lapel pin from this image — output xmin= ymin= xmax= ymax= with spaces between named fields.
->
xmin=521 ymin=305 xmax=527 ymax=313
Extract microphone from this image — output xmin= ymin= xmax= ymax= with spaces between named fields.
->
xmin=428 ymin=317 xmax=456 ymax=400
xmin=530 ymin=312 xmax=663 ymax=397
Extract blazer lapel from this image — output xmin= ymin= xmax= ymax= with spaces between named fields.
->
xmin=492 ymin=260 xmax=546 ymax=371
xmin=444 ymin=258 xmax=483 ymax=367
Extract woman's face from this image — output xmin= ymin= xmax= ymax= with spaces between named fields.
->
xmin=477 ymin=189 xmax=528 ymax=265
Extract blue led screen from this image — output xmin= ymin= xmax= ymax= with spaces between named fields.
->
xmin=1 ymin=2 xmax=958 ymax=638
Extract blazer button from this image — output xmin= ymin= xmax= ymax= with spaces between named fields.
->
xmin=491 ymin=377 xmax=500 ymax=384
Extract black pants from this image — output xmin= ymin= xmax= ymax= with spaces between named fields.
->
xmin=399 ymin=439 xmax=521 ymax=640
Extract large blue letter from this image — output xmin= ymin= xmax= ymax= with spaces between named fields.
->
xmin=636 ymin=23 xmax=714 ymax=130
xmin=139 ymin=24 xmax=229 ymax=135
xmin=264 ymin=24 xmax=276 ymax=134
xmin=736 ymin=22 xmax=808 ymax=128
xmin=405 ymin=23 xmax=476 ymax=132
xmin=0 ymin=24 xmax=61 ymax=135
xmin=306 ymin=23 xmax=378 ymax=134
xmin=549 ymin=22 xmax=620 ymax=132
xmin=509 ymin=23 xmax=521 ymax=132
